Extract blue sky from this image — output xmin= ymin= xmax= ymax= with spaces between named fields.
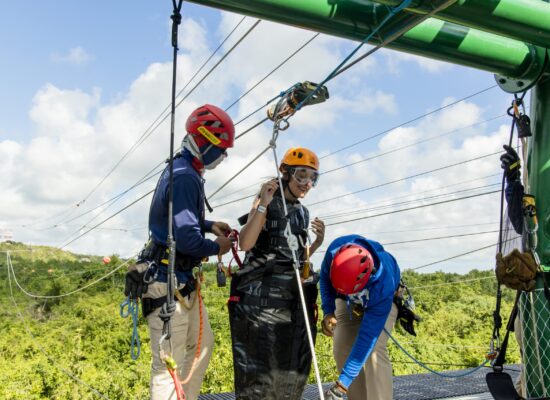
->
xmin=1 ymin=1 xmax=517 ymax=273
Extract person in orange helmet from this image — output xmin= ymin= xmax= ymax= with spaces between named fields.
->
xmin=228 ymin=147 xmax=325 ymax=399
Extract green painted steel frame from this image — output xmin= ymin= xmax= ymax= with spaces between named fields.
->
xmin=375 ymin=0 xmax=550 ymax=49
xmin=187 ymin=0 xmax=548 ymax=91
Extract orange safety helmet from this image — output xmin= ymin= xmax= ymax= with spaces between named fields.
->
xmin=280 ymin=147 xmax=319 ymax=171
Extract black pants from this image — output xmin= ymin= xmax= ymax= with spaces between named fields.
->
xmin=228 ymin=288 xmax=317 ymax=400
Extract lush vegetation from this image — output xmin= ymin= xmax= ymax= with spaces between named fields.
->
xmin=0 ymin=241 xmax=520 ymax=399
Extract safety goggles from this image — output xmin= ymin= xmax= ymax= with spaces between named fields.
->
xmin=290 ymin=167 xmax=319 ymax=187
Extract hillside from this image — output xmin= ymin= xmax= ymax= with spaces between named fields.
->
xmin=0 ymin=243 xmax=520 ymax=399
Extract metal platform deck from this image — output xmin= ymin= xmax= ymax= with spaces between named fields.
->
xmin=199 ymin=366 xmax=520 ymax=399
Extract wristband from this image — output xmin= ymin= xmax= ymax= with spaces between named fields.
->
xmin=257 ymin=205 xmax=267 ymax=214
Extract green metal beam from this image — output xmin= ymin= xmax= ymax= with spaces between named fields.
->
xmin=373 ymin=0 xmax=550 ymax=49
xmin=186 ymin=0 xmax=547 ymax=87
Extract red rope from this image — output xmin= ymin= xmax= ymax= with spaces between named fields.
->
xmin=226 ymin=229 xmax=243 ymax=274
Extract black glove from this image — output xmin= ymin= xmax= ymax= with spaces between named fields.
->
xmin=323 ymin=382 xmax=346 ymax=399
xmin=124 ymin=262 xmax=150 ymax=300
xmin=500 ymin=145 xmax=521 ymax=182
xmin=395 ymin=296 xmax=421 ymax=336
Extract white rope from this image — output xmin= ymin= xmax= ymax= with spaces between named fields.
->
xmin=268 ymin=99 xmax=325 ymax=399
xmin=9 ymin=252 xmax=135 ymax=299
xmin=6 ymin=253 xmax=112 ymax=400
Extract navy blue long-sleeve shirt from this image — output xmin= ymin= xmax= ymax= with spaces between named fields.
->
xmin=320 ymin=234 xmax=401 ymax=388
xmin=148 ymin=150 xmax=219 ymax=282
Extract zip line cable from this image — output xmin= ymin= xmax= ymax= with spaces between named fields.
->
xmin=32 ymin=158 xmax=165 ymax=231
xmin=207 ymin=145 xmax=272 ymax=200
xmin=6 ymin=255 xmax=113 ymax=400
xmin=23 ymin=4 xmax=498 ymax=235
xmin=310 ymin=151 xmax=501 ymax=207
xmin=225 ymin=33 xmax=319 ymax=112
xmin=325 ymin=190 xmax=500 ymax=227
xmin=409 ymin=238 xmax=519 ymax=271
xmin=318 ymin=176 xmax=500 ymax=219
xmin=322 ymin=113 xmax=506 ymax=176
xmin=40 ymin=24 xmax=317 ymax=231
xmin=319 ymin=181 xmax=500 ymax=221
xmin=28 ymin=17 xmax=256 ymax=232
xmin=38 ymin=17 xmax=251 ymax=229
xmin=291 ymin=0 xmax=415 ymax=111
xmin=211 ymin=170 xmax=500 ymax=210
xmin=58 ymin=190 xmax=154 ymax=249
xmin=320 ymin=85 xmax=498 ymax=160
xmin=37 ymin=38 xmax=497 ymax=231
xmin=86 ymin=19 xmax=263 ymax=239
xmin=209 ymin=179 xmax=263 ymax=202
xmin=92 ymin=18 xmax=258 ymax=199
xmin=61 ymin=168 xmax=161 ymax=239
xmin=382 ymin=230 xmax=498 ymax=246
xmin=36 ymin=16 xmax=502 ymax=247
xmin=58 ymin=90 xmax=503 ymax=231
xmin=55 ymin=154 xmax=499 ymax=248
xmin=339 ymin=221 xmax=500 ymax=236
xmin=314 ymin=229 xmax=503 ymax=253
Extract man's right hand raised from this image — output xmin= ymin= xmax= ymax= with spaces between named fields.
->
xmin=215 ymin=235 xmax=233 ymax=255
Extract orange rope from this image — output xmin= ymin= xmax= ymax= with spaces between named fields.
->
xmin=164 ymin=278 xmax=205 ymax=399
xmin=181 ymin=282 xmax=204 ymax=385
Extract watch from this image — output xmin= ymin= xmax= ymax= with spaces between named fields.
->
xmin=257 ymin=205 xmax=267 ymax=214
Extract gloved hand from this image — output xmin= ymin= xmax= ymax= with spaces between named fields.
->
xmin=323 ymin=382 xmax=347 ymax=399
xmin=124 ymin=262 xmax=150 ymax=300
xmin=500 ymin=145 xmax=521 ymax=182
xmin=397 ymin=303 xmax=421 ymax=336
xmin=395 ymin=295 xmax=421 ymax=336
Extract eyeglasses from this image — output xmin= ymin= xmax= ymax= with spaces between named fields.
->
xmin=290 ymin=167 xmax=319 ymax=187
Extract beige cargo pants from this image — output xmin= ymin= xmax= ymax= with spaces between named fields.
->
xmin=333 ymin=299 xmax=398 ymax=400
xmin=145 ymin=281 xmax=214 ymax=400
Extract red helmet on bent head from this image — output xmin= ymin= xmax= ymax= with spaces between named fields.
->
xmin=330 ymin=244 xmax=375 ymax=295
xmin=186 ymin=104 xmax=235 ymax=149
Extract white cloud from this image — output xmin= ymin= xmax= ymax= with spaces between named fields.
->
xmin=2 ymin=11 xmax=510 ymax=275
xmin=50 ymin=46 xmax=95 ymax=65
xmin=384 ymin=49 xmax=452 ymax=74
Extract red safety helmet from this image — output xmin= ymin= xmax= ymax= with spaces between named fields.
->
xmin=186 ymin=104 xmax=235 ymax=149
xmin=330 ymin=244 xmax=375 ymax=295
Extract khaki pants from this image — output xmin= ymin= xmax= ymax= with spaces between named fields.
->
xmin=333 ymin=299 xmax=398 ymax=400
xmin=145 ymin=281 xmax=214 ymax=400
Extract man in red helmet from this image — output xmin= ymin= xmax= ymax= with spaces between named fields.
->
xmin=125 ymin=105 xmax=235 ymax=400
xmin=319 ymin=234 xmax=401 ymax=400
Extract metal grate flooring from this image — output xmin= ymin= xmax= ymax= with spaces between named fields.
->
xmin=199 ymin=366 xmax=521 ymax=399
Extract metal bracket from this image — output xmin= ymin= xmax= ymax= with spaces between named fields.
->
xmin=495 ymin=47 xmax=548 ymax=94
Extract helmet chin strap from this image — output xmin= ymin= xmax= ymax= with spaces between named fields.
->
xmin=182 ymin=135 xmax=202 ymax=162
xmin=283 ymin=178 xmax=300 ymax=201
